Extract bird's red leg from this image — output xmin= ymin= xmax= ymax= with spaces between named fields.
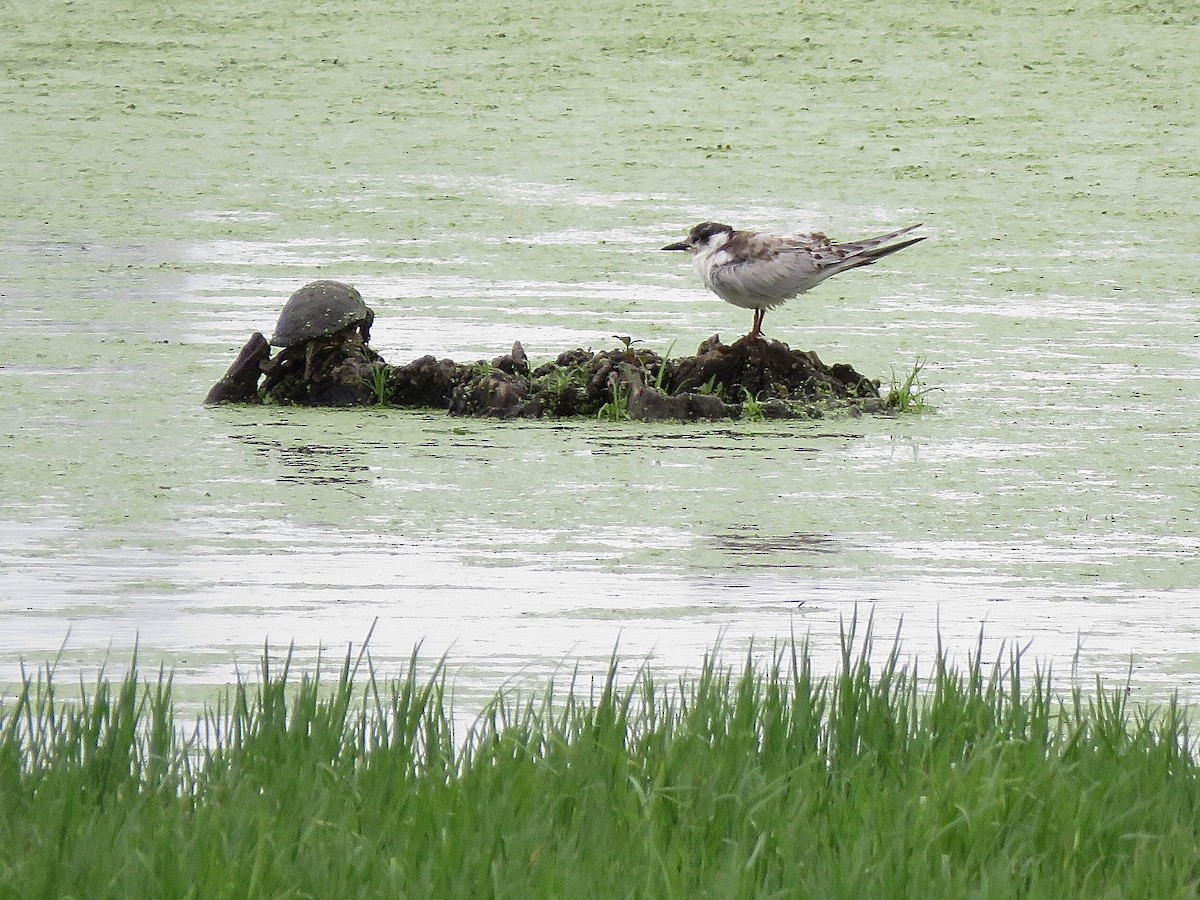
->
xmin=749 ymin=308 xmax=764 ymax=341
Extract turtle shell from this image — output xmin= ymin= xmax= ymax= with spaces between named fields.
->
xmin=270 ymin=280 xmax=371 ymax=347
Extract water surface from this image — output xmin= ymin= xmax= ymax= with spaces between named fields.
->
xmin=3 ymin=0 xmax=1199 ymax=708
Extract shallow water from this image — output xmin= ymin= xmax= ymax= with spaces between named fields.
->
xmin=2 ymin=0 xmax=1199 ymax=709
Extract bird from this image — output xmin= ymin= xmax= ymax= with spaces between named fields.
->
xmin=662 ymin=221 xmax=926 ymax=341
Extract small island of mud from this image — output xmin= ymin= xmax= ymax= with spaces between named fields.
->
xmin=205 ymin=282 xmax=911 ymax=421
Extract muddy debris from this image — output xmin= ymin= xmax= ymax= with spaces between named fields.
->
xmin=258 ymin=326 xmax=384 ymax=406
xmin=204 ymin=332 xmax=271 ymax=405
xmin=205 ymin=282 xmax=894 ymax=421
xmin=207 ymin=332 xmax=888 ymax=421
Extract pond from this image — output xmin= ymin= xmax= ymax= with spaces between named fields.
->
xmin=2 ymin=0 xmax=1198 ymax=710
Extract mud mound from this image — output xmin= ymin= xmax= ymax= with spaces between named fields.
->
xmin=207 ymin=332 xmax=890 ymax=421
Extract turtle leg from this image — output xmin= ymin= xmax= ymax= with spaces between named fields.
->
xmin=304 ymin=341 xmax=317 ymax=382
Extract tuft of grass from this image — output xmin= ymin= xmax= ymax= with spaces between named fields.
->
xmin=596 ymin=375 xmax=630 ymax=421
xmin=885 ymin=356 xmax=932 ymax=412
xmin=536 ymin=364 xmax=586 ymax=409
xmin=740 ymin=386 xmax=765 ymax=421
xmin=361 ymin=362 xmax=390 ymax=406
xmin=2 ymin=621 xmax=1198 ymax=897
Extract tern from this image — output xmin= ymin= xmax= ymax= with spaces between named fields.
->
xmin=662 ymin=221 xmax=926 ymax=341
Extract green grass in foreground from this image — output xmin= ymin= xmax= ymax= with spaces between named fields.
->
xmin=2 ymin=624 xmax=1198 ymax=899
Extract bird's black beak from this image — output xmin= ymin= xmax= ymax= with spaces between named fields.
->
xmin=661 ymin=240 xmax=691 ymax=251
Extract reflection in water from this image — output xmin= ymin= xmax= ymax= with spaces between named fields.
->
xmin=231 ymin=434 xmax=373 ymax=486
xmin=714 ymin=528 xmax=842 ymax=557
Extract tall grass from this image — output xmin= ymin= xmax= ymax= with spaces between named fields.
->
xmin=885 ymin=357 xmax=932 ymax=412
xmin=2 ymin=622 xmax=1197 ymax=898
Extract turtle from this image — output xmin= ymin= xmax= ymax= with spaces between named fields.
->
xmin=270 ymin=280 xmax=374 ymax=348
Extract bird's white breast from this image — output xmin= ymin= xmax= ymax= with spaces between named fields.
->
xmin=694 ymin=243 xmax=822 ymax=310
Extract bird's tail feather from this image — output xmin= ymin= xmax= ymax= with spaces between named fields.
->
xmin=855 ymin=234 xmax=927 ymax=262
xmin=846 ymin=222 xmax=921 ymax=249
